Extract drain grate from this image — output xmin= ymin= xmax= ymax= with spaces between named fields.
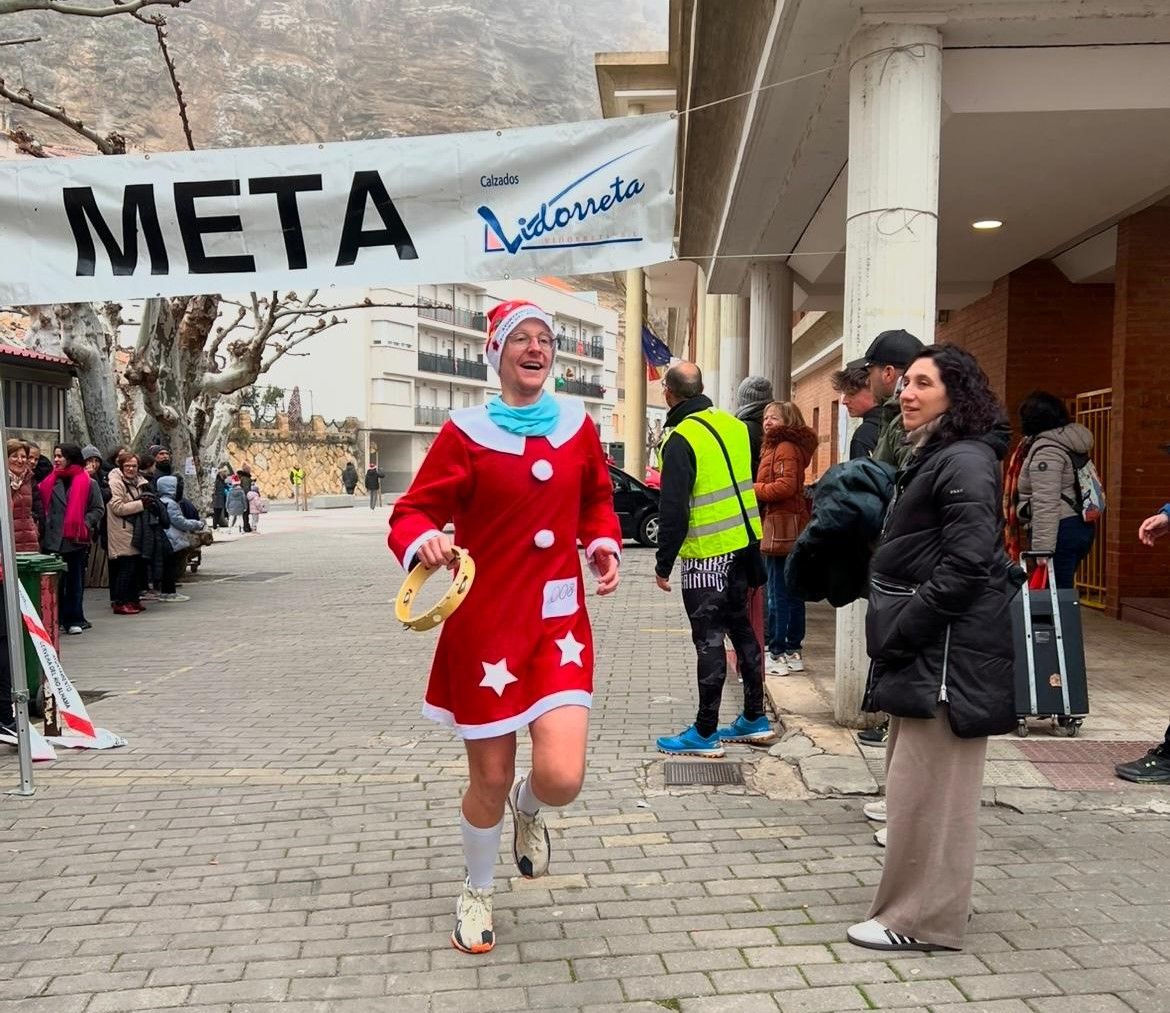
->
xmin=664 ymin=761 xmax=744 ymax=786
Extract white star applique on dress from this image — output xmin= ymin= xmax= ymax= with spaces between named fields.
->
xmin=480 ymin=658 xmax=518 ymax=697
xmin=554 ymin=632 xmax=586 ymax=668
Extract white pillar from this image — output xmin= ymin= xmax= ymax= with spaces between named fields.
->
xmin=701 ymin=293 xmax=721 ymax=395
xmin=717 ymin=295 xmax=749 ymax=411
xmin=835 ymin=20 xmax=942 ymax=727
xmin=622 ymin=104 xmax=648 ymax=481
xmin=748 ymin=261 xmax=794 ymax=399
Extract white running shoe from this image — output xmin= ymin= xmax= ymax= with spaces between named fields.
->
xmin=451 ymin=879 xmax=494 ymax=954
xmin=767 ymin=655 xmax=789 ymax=676
xmin=507 ymin=777 xmax=550 ymax=879
xmin=847 ymin=918 xmax=950 ymax=952
xmin=874 ymin=826 xmax=887 ymax=847
xmin=784 ymin=651 xmax=805 ymax=672
xmin=863 ymin=799 xmax=888 ymax=822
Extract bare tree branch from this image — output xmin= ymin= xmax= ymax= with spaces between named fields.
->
xmin=0 ymin=36 xmax=41 ymax=46
xmin=0 ymin=0 xmax=188 ymax=19
xmin=0 ymin=76 xmax=125 ymax=153
xmin=154 ymin=21 xmax=194 ymax=150
xmin=4 ymin=127 xmax=47 ymax=156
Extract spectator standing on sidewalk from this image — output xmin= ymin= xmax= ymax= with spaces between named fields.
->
xmin=832 ymin=366 xmax=884 ymax=460
xmin=342 ymin=461 xmax=359 ymax=496
xmin=754 ymin=401 xmax=817 ymax=675
xmin=1115 ymin=502 xmax=1170 ymax=785
xmin=226 ymin=478 xmax=247 ymax=532
xmin=106 ymin=452 xmax=148 ymax=615
xmin=289 ymin=464 xmax=306 ymax=511
xmin=734 ymin=376 xmax=773 ymax=676
xmin=365 ymin=460 xmax=385 ymax=510
xmin=28 ymin=442 xmax=52 ymax=485
xmin=39 ymin=443 xmax=104 ymax=635
xmin=212 ymin=465 xmax=229 ymax=529
xmin=237 ymin=464 xmax=255 ymax=530
xmin=848 ymin=344 xmax=1014 ymax=954
xmin=247 ymin=486 xmax=266 ymax=532
xmin=654 ymin=362 xmax=775 ymax=758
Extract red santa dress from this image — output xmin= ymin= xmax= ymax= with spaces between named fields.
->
xmin=387 ymin=396 xmax=622 ymax=739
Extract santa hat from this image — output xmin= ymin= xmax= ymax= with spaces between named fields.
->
xmin=484 ymin=300 xmax=554 ymax=374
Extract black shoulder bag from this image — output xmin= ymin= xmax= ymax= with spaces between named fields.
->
xmin=687 ymin=415 xmax=767 ymax=588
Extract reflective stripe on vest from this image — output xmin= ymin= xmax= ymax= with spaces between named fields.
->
xmin=662 ymin=408 xmax=762 ymax=559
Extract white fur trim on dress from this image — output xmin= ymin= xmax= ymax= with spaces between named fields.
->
xmin=585 ymin=537 xmax=622 ymax=577
xmin=448 ymin=397 xmax=587 ymax=454
xmin=399 ymin=528 xmax=442 ymax=571
xmin=421 ymin=689 xmax=592 ymax=739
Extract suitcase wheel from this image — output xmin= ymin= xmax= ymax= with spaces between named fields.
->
xmin=1016 ymin=720 xmax=1029 ymax=738
xmin=1057 ymin=716 xmax=1082 ymax=738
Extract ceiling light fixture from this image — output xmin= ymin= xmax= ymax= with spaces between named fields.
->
xmin=972 ymin=219 xmax=1003 ymax=231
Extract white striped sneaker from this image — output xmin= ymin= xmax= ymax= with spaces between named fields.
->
xmin=847 ymin=918 xmax=954 ymax=952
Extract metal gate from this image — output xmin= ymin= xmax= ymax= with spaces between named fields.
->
xmin=1073 ymin=388 xmax=1111 ymax=609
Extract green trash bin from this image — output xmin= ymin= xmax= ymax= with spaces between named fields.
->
xmin=15 ymin=552 xmax=68 ymax=714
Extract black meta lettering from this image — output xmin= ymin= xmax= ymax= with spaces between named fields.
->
xmin=62 ymin=184 xmax=169 ymax=277
xmin=248 ymin=174 xmax=322 ymax=270
xmin=335 ymin=170 xmax=419 ymax=266
xmin=173 ymin=179 xmax=256 ymax=275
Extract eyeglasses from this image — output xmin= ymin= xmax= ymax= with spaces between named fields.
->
xmin=507 ymin=332 xmax=553 ymax=350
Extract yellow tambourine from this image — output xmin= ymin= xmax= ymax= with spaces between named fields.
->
xmin=394 ymin=546 xmax=476 ymax=631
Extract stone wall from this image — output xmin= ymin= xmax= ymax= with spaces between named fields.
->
xmin=226 ymin=409 xmax=361 ymax=501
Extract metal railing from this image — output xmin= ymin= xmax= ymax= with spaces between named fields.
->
xmin=559 ymin=378 xmax=606 ymax=399
xmin=1074 ymin=387 xmax=1111 ymax=610
xmin=417 ymin=350 xmax=488 ymax=380
xmin=555 ymin=334 xmax=604 ymax=360
xmin=415 ymin=405 xmax=448 ymax=427
xmin=419 ymin=303 xmax=487 ymax=331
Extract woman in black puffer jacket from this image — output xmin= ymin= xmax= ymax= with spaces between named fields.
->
xmin=848 ymin=344 xmax=1015 ymax=956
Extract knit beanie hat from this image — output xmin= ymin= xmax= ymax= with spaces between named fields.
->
xmin=81 ymin=445 xmax=101 ymax=463
xmin=735 ymin=375 xmax=774 ymax=413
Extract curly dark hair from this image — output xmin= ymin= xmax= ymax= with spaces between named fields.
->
xmin=1018 ymin=390 xmax=1070 ymax=436
xmin=907 ymin=344 xmax=1007 ymax=445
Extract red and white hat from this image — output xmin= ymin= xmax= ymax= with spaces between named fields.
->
xmin=484 ymin=300 xmax=554 ymax=374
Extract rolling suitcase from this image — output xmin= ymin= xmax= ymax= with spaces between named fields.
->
xmin=1010 ymin=565 xmax=1089 ymax=737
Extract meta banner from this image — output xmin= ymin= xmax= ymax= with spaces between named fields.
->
xmin=0 ymin=113 xmax=678 ymax=305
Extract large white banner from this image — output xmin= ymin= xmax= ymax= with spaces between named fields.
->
xmin=0 ymin=114 xmax=678 ymax=305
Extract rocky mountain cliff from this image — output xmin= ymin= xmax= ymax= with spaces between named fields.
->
xmin=1 ymin=0 xmax=666 ymax=151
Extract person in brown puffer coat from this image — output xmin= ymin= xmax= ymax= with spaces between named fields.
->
xmin=8 ymin=438 xmax=43 ymax=554
xmin=754 ymin=402 xmax=818 ymax=675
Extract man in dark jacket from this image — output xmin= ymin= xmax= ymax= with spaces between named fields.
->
xmin=734 ymin=375 xmax=773 ymax=476
xmin=364 ymin=461 xmax=385 ymax=510
xmin=847 ymin=329 xmax=925 ymax=470
xmin=1115 ymin=501 xmax=1170 ymax=784
xmin=832 ymin=366 xmax=883 ymax=460
xmin=654 ymin=362 xmax=773 ymax=757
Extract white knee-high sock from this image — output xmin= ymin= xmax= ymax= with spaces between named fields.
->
xmin=461 ymin=815 xmax=503 ymax=889
xmin=516 ymin=773 xmax=551 ymax=816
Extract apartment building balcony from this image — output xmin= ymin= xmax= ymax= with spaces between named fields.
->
xmin=417 ymin=350 xmax=489 ymax=381
xmin=558 ymin=378 xmax=606 ymax=399
xmin=419 ymin=303 xmax=487 ymax=332
xmin=555 ymin=334 xmax=605 ymax=361
xmin=415 ymin=405 xmax=449 ymax=427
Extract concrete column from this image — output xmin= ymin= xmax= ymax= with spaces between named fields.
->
xmin=717 ymin=295 xmax=750 ymax=411
xmin=692 ymin=266 xmax=708 ymax=367
xmin=835 ymin=20 xmax=942 ymax=727
xmin=701 ymin=293 xmax=721 ymax=395
xmin=749 ymin=261 xmax=794 ymax=399
xmin=623 ymin=266 xmax=647 ymax=480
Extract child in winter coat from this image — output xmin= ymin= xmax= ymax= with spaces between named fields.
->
xmin=226 ymin=479 xmax=247 ymax=532
xmin=247 ymin=487 xmax=266 ymax=532
xmin=156 ymin=475 xmax=206 ymax=602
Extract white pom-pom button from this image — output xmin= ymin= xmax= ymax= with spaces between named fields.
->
xmin=534 ymin=529 xmax=555 ymax=548
xmin=531 ymin=459 xmax=553 ymax=481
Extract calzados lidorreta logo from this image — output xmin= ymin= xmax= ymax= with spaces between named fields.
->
xmin=476 ymin=148 xmax=647 ymax=255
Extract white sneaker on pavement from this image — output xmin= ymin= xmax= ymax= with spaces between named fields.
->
xmin=847 ymin=917 xmax=950 ymax=952
xmin=159 ymin=593 xmax=190 ymax=602
xmin=784 ymin=651 xmax=805 ymax=672
xmin=863 ymin=799 xmax=887 ymax=822
xmin=507 ymin=777 xmax=550 ymax=879
xmin=767 ymin=655 xmax=788 ymax=676
xmin=451 ymin=879 xmax=494 ymax=954
xmin=874 ymin=826 xmax=887 ymax=847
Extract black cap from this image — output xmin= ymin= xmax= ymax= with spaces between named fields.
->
xmin=845 ymin=329 xmax=925 ymax=371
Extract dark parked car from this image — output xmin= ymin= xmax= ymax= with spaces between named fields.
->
xmin=609 ymin=465 xmax=659 ymax=547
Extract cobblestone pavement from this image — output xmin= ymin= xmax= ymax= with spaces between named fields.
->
xmin=3 ymin=507 xmax=1170 ymax=1013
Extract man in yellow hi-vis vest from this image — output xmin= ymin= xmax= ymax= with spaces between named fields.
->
xmin=653 ymin=362 xmax=775 ymax=757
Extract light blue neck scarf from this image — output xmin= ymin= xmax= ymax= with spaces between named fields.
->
xmin=485 ymin=392 xmax=560 ymax=437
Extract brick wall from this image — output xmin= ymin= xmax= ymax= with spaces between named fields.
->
xmin=792 ymin=357 xmax=841 ymax=482
xmin=936 ymin=279 xmax=1009 ymax=398
xmin=1107 ymin=204 xmax=1170 ymax=611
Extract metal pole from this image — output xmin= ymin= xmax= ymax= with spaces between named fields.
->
xmin=0 ymin=377 xmax=36 ymax=796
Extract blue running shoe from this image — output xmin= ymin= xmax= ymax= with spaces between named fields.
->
xmin=717 ymin=713 xmax=777 ymax=745
xmin=656 ymin=725 xmax=725 ymax=757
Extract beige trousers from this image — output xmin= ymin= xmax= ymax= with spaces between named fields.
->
xmin=868 ymin=707 xmax=988 ymax=950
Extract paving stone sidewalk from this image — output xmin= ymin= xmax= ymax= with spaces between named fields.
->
xmin=2 ymin=507 xmax=1170 ymax=1013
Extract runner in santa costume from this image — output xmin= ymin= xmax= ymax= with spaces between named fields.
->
xmin=388 ymin=298 xmax=621 ymax=954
